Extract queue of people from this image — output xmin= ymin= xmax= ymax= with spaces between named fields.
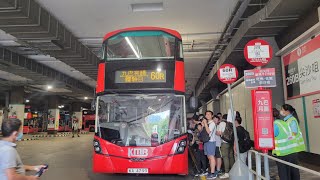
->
xmin=188 ymin=110 xmax=252 ymax=179
xmin=188 ymin=103 xmax=306 ymax=180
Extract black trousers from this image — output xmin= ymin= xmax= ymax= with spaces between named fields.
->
xmin=195 ymin=149 xmax=207 ymax=172
xmin=276 ymin=153 xmax=300 ymax=180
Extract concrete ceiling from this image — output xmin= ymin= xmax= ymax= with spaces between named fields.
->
xmin=36 ymin=0 xmax=238 ymax=37
xmin=35 ymin=0 xmax=239 ymax=96
xmin=2 ymin=0 xmax=303 ymax=105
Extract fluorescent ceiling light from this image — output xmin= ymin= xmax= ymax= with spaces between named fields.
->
xmin=25 ymin=99 xmax=30 ymax=103
xmin=125 ymin=37 xmax=140 ymax=58
xmin=0 ymin=40 xmax=20 ymax=46
xmin=47 ymin=85 xmax=53 ymax=90
xmin=131 ymin=2 xmax=164 ymax=12
xmin=84 ymin=97 xmax=88 ymax=100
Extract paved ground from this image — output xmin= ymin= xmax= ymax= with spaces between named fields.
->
xmin=17 ymin=134 xmax=192 ymax=180
xmin=16 ymin=134 xmax=320 ymax=180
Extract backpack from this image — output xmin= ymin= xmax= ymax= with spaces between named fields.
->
xmin=238 ymin=126 xmax=252 ymax=153
xmin=221 ymin=121 xmax=234 ymax=143
xmin=198 ymin=122 xmax=215 ymax=143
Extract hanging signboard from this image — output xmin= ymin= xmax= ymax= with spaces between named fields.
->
xmin=251 ymin=89 xmax=274 ymax=150
xmin=217 ymin=64 xmax=238 ymax=84
xmin=244 ymin=39 xmax=273 ymax=67
xmin=282 ymin=35 xmax=320 ymax=99
xmin=244 ymin=68 xmax=276 ymax=88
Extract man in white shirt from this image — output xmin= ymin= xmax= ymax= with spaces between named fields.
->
xmin=202 ymin=111 xmax=218 ymax=179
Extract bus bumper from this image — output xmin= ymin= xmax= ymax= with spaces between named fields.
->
xmin=92 ymin=151 xmax=188 ymax=175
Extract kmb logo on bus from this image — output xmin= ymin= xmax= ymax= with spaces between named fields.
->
xmin=128 ymin=148 xmax=148 ymax=157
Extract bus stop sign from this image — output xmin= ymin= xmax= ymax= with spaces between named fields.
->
xmin=218 ymin=64 xmax=238 ymax=84
xmin=244 ymin=39 xmax=273 ymax=67
xmin=251 ymin=89 xmax=275 ymax=150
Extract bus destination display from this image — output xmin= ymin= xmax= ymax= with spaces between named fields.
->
xmin=115 ymin=70 xmax=166 ymax=83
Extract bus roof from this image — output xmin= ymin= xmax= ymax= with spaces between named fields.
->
xmin=103 ymin=27 xmax=182 ymax=41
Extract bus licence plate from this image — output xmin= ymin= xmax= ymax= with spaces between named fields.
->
xmin=127 ymin=168 xmax=148 ymax=174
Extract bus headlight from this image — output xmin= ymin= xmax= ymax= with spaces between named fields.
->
xmin=94 ymin=141 xmax=99 ymax=147
xmin=175 ymin=139 xmax=187 ymax=154
xmin=179 ymin=140 xmax=187 ymax=147
xmin=177 ymin=146 xmax=185 ymax=153
xmin=93 ymin=139 xmax=102 ymax=154
xmin=95 ymin=146 xmax=101 ymax=153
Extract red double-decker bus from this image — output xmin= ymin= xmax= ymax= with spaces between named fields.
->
xmin=92 ymin=27 xmax=188 ymax=175
xmin=82 ymin=110 xmax=95 ymax=132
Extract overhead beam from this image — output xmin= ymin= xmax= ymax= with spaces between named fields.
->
xmin=195 ymin=0 xmax=315 ymax=97
xmin=0 ymin=47 xmax=94 ymax=95
xmin=0 ymin=0 xmax=99 ymax=79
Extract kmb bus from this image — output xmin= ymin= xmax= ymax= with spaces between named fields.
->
xmin=82 ymin=110 xmax=95 ymax=132
xmin=92 ymin=27 xmax=188 ymax=175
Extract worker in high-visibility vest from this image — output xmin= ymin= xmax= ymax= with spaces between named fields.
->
xmin=272 ymin=105 xmax=306 ymax=180
xmin=281 ymin=104 xmax=305 ymax=152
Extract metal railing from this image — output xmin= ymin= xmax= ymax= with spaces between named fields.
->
xmin=248 ymin=150 xmax=320 ymax=180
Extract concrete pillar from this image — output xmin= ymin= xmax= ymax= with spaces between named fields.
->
xmin=262 ymin=37 xmax=285 ymax=107
xmin=71 ymin=102 xmax=83 ymax=131
xmin=213 ymin=100 xmax=221 ymax=114
xmin=47 ymin=96 xmax=60 ymax=134
xmin=8 ymin=87 xmax=25 ymax=126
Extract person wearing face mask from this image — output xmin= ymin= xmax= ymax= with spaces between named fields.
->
xmin=280 ymin=104 xmax=305 ymax=152
xmin=273 ymin=105 xmax=306 ymax=180
xmin=0 ymin=118 xmax=47 ymax=180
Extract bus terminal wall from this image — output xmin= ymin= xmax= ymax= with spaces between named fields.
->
xmin=204 ymin=79 xmax=320 ymax=155
xmin=200 ymin=37 xmax=320 ymax=155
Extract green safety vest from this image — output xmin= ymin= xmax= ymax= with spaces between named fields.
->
xmin=273 ymin=120 xmax=296 ymax=156
xmin=286 ymin=116 xmax=306 ymax=153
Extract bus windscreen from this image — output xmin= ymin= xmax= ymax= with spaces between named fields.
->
xmin=97 ymin=94 xmax=185 ymax=147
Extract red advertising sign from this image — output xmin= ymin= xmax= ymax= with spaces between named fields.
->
xmin=217 ymin=64 xmax=238 ymax=84
xmin=244 ymin=39 xmax=273 ymax=67
xmin=251 ymin=89 xmax=274 ymax=150
xmin=282 ymin=35 xmax=320 ymax=100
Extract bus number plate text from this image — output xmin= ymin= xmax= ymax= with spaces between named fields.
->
xmin=127 ymin=168 xmax=149 ymax=174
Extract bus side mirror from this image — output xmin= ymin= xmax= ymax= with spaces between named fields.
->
xmin=189 ymin=96 xmax=198 ymax=110
xmin=91 ymin=99 xmax=96 ymax=111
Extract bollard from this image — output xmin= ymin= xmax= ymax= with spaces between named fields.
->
xmin=229 ymin=159 xmax=249 ymax=180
